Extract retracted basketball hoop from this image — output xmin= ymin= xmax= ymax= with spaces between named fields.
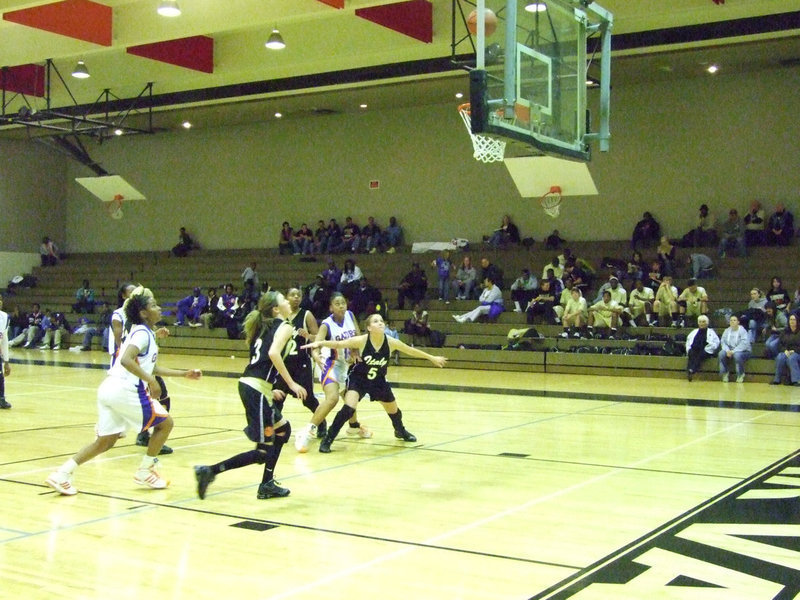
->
xmin=458 ymin=103 xmax=506 ymax=163
xmin=540 ymin=186 xmax=562 ymax=218
xmin=107 ymin=194 xmax=124 ymax=220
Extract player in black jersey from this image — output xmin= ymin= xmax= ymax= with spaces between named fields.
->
xmin=303 ymin=313 xmax=446 ymax=453
xmin=194 ymin=291 xmax=306 ymax=500
xmin=271 ymin=288 xmax=327 ymax=438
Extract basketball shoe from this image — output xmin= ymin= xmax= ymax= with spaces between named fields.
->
xmin=294 ymin=423 xmax=316 ymax=453
xmin=134 ymin=460 xmax=169 ymax=489
xmin=45 ymin=471 xmax=78 ymax=496
xmin=347 ymin=424 xmax=373 ymax=438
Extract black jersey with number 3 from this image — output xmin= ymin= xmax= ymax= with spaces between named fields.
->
xmin=349 ymin=335 xmax=390 ymax=383
xmin=242 ymin=319 xmax=286 ymax=382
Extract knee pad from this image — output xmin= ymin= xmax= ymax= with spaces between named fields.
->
xmin=255 ymin=442 xmax=270 ymax=464
xmin=340 ymin=404 xmax=356 ymax=422
xmin=275 ymin=421 xmax=291 ymax=441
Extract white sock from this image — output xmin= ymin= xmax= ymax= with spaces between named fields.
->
xmin=514 ymin=301 xmax=521 ymax=311
xmin=139 ymin=455 xmax=156 ymax=470
xmin=59 ymin=458 xmax=78 ymax=474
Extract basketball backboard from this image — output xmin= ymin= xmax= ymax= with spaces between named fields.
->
xmin=461 ymin=0 xmax=612 ymax=161
xmin=75 ymin=175 xmax=146 ymax=203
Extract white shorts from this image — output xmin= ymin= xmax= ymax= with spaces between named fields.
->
xmin=320 ymin=358 xmax=348 ymax=388
xmin=96 ymin=376 xmax=169 ymax=437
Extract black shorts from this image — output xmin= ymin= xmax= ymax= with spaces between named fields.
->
xmin=273 ymin=360 xmax=314 ymax=399
xmin=238 ymin=381 xmax=277 ymax=443
xmin=346 ymin=374 xmax=395 ymax=403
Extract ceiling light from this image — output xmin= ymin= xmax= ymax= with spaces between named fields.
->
xmin=524 ymin=2 xmax=547 ymax=12
xmin=706 ymin=64 xmax=719 ymax=74
xmin=265 ymin=29 xmax=286 ymax=50
xmin=114 ymin=129 xmax=123 ymax=136
xmin=157 ymin=1 xmax=181 ymax=17
xmin=455 ymin=92 xmax=464 ymax=99
xmin=71 ymin=60 xmax=90 ymax=79
xmin=359 ymin=104 xmax=368 ymax=109
xmin=182 ymin=121 xmax=192 ymax=129
xmin=274 ymin=112 xmax=282 ymax=118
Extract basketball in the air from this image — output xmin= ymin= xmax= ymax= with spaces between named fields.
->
xmin=467 ymin=8 xmax=497 ymax=36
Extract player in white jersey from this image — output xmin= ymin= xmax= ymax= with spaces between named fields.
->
xmin=45 ymin=286 xmax=202 ymax=496
xmin=294 ymin=293 xmax=369 ymax=452
xmin=0 ymin=294 xmax=11 ymax=409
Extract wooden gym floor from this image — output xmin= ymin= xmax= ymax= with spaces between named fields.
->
xmin=1 ymin=349 xmax=799 ymax=599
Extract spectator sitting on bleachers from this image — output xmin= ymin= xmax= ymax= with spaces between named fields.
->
xmin=646 ymin=260 xmax=664 ymax=292
xmin=338 ymin=258 xmax=364 ymax=300
xmin=510 ymin=268 xmax=538 ymax=312
xmin=338 ymin=217 xmax=360 ymax=253
xmin=175 ymin=287 xmax=208 ymax=327
xmin=771 ymin=314 xmax=800 ymax=385
xmin=322 ymin=259 xmax=342 ymax=291
xmin=626 ymin=250 xmax=647 ymax=282
xmin=545 ymin=267 xmax=564 ymax=297
xmin=656 ymin=236 xmax=677 ymax=276
xmin=744 ymin=200 xmax=766 ymax=247
xmin=40 ymin=236 xmax=59 ymax=267
xmin=171 ymin=226 xmax=194 ymax=257
xmin=557 ymin=247 xmax=574 ymax=269
xmin=72 ymin=279 xmax=95 ymax=314
xmin=587 ymin=290 xmax=623 ymax=337
xmin=626 ymin=278 xmax=655 ymax=326
xmin=559 ymin=287 xmax=588 ymax=338
xmin=278 ymin=222 xmax=293 ymax=255
xmin=553 ymin=276 xmax=574 ymax=325
xmin=631 ymin=211 xmax=661 ymax=250
xmin=292 ymin=223 xmax=314 ymax=255
xmin=485 ymin=214 xmax=520 ymax=249
xmin=349 ymin=277 xmax=381 ymax=322
xmin=361 ymin=216 xmax=382 ymax=254
xmin=302 ymin=274 xmax=331 ymax=322
xmin=686 ymin=252 xmax=714 ymax=279
xmin=719 ymin=315 xmax=753 ymax=383
xmin=39 ymin=311 xmax=70 ymax=350
xmin=544 ymin=229 xmax=566 ymax=250
xmin=563 ymin=258 xmax=588 ymax=292
xmin=479 ymin=257 xmax=504 ymax=291
xmin=216 ymin=283 xmax=240 ymax=339
xmin=592 ymin=275 xmax=627 ymax=307
xmin=9 ymin=303 xmax=44 ymax=348
xmin=680 ymin=204 xmax=717 ymax=248
xmin=766 ymin=276 xmax=791 ymax=313
xmin=313 ymin=220 xmax=328 ymax=254
xmin=685 ymin=315 xmax=720 ymax=381
xmin=323 ymin=218 xmax=343 ymax=254
xmin=404 ymin=302 xmax=430 ymax=338
xmin=718 ymin=209 xmax=746 ymax=258
xmin=8 ymin=306 xmax=26 ymax=341
xmin=542 ymin=256 xmax=564 ymax=281
xmin=397 ymin=262 xmax=428 ymax=310
xmin=653 ymin=275 xmax=680 ymax=327
xmin=71 ymin=316 xmax=102 ymax=351
xmin=678 ymin=278 xmax=708 ymax=327
xmin=382 ymin=216 xmax=403 ymax=253
xmin=525 ymin=279 xmax=556 ymax=325
xmin=761 ymin=302 xmax=787 ymax=358
xmin=766 ymin=203 xmax=794 ymax=246
xmin=199 ymin=287 xmax=220 ymax=329
xmin=452 ymin=255 xmax=477 ymax=301
xmin=740 ymin=288 xmax=767 ymax=344
xmin=452 ymin=275 xmax=503 ymax=323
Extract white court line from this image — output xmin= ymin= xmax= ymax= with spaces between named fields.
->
xmin=264 ymin=409 xmax=771 ymax=600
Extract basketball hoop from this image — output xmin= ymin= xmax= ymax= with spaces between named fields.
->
xmin=540 ymin=186 xmax=562 ymax=218
xmin=107 ymin=194 xmax=124 ymax=220
xmin=458 ymin=103 xmax=506 ymax=163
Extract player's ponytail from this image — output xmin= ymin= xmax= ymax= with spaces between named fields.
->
xmin=123 ymin=286 xmax=153 ymax=325
xmin=243 ymin=291 xmax=281 ymax=347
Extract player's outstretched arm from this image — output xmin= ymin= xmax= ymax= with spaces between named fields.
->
xmin=387 ymin=336 xmax=447 ymax=368
xmin=302 ymin=334 xmax=367 ymax=352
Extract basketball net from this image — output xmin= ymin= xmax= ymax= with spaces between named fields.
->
xmin=458 ymin=103 xmax=506 ymax=163
xmin=540 ymin=186 xmax=562 ymax=218
xmin=107 ymin=194 xmax=124 ymax=220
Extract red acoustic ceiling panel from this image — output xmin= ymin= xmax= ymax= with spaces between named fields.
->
xmin=1 ymin=64 xmax=46 ymax=96
xmin=355 ymin=0 xmax=432 ymax=43
xmin=3 ymin=0 xmax=112 ymax=46
xmin=127 ymin=36 xmax=214 ymax=74
xmin=316 ymin=0 xmax=344 ymax=7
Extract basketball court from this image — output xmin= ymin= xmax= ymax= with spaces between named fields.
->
xmin=2 ymin=351 xmax=799 ymax=598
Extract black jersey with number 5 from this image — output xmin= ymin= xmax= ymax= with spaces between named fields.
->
xmin=349 ymin=335 xmax=390 ymax=383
